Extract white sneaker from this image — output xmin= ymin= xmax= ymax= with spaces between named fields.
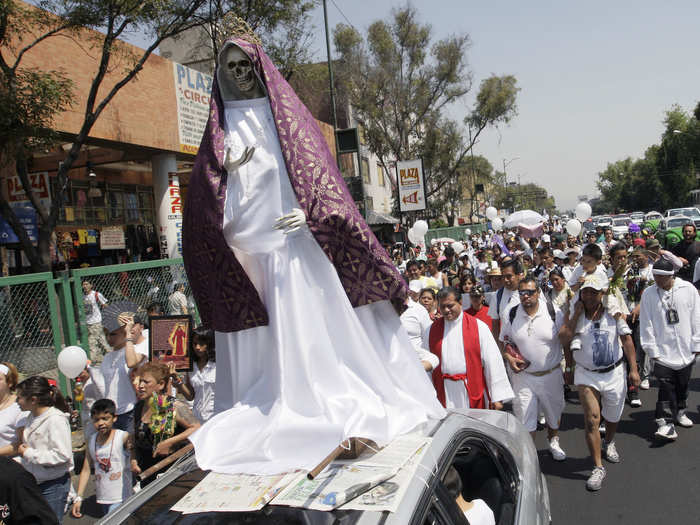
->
xmin=570 ymin=336 xmax=582 ymax=351
xmin=603 ymin=440 xmax=620 ymax=463
xmin=640 ymin=378 xmax=650 ymax=390
xmin=586 ymin=466 xmax=606 ymax=491
xmin=549 ymin=436 xmax=566 ymax=461
xmin=676 ymin=412 xmax=693 ymax=428
xmin=655 ymin=422 xmax=678 ymax=441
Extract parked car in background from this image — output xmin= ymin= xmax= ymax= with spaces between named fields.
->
xmin=629 ymin=212 xmax=645 ymax=225
xmin=597 ymin=215 xmax=612 ymax=228
xmin=665 ymin=207 xmax=700 ymax=228
xmin=611 ymin=216 xmax=631 ymax=238
xmin=100 ymin=411 xmax=551 ymax=525
xmin=656 ymin=216 xmax=700 ymax=248
xmin=644 ymin=211 xmax=663 ymax=222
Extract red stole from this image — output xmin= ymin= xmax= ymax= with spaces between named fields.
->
xmin=429 ymin=312 xmax=487 ymax=409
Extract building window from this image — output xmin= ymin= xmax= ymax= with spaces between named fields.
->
xmin=377 ymin=164 xmax=385 ymax=186
xmin=52 ymin=178 xmax=155 ymax=226
xmin=361 ymin=157 xmax=370 ymax=184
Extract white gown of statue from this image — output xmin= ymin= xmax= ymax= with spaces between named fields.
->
xmin=190 ymin=97 xmax=445 ymax=475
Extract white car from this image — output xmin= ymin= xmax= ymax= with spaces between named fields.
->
xmin=665 ymin=207 xmax=700 ymax=228
xmin=629 ymin=212 xmax=645 ymax=225
xmin=644 ymin=211 xmax=663 ymax=222
xmin=611 ymin=217 xmax=630 ymax=238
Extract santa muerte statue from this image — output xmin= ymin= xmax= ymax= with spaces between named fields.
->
xmin=182 ymin=24 xmax=444 ymax=475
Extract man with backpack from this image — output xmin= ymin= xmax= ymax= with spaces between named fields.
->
xmin=82 ymin=280 xmax=109 ymax=365
xmin=499 ymin=275 xmax=567 ymax=462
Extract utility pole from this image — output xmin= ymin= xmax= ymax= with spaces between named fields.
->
xmin=322 ymin=0 xmax=341 ymax=168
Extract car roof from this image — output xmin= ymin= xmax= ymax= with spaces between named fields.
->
xmin=100 ymin=411 xmax=533 ymax=525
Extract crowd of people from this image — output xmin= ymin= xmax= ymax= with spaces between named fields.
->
xmin=394 ymin=220 xmax=699 ymax=492
xmin=0 ymin=298 xmax=217 ymax=523
xmin=0 ymin=220 xmax=698 ymax=523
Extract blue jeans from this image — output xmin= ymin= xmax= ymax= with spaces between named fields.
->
xmin=114 ymin=410 xmax=134 ymax=435
xmin=39 ymin=472 xmax=70 ymax=524
xmin=101 ymin=502 xmax=121 ymax=517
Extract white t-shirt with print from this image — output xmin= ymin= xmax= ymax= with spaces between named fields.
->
xmin=89 ymin=429 xmax=133 ymax=504
xmin=574 ymin=312 xmax=630 ymax=371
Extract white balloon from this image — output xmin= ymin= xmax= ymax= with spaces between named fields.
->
xmin=465 ymin=228 xmax=472 ymax=236
xmin=492 ymin=217 xmax=503 ymax=231
xmin=57 ymin=345 xmax=88 ymax=379
xmin=575 ymin=201 xmax=592 ymax=222
xmin=407 ymin=227 xmax=420 ymax=245
xmin=485 ymin=206 xmax=498 ymax=221
xmin=413 ymin=220 xmax=429 ymax=237
xmin=566 ymin=219 xmax=582 ymax=236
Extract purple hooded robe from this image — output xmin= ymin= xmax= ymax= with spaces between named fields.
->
xmin=182 ymin=39 xmax=406 ymax=332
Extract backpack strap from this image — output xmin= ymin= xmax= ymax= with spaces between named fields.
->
xmin=509 ymin=304 xmax=519 ymax=324
xmin=545 ymin=299 xmax=556 ymax=322
xmin=496 ymin=287 xmax=504 ymax=314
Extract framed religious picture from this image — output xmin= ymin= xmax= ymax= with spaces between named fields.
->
xmin=148 ymin=315 xmax=193 ymax=371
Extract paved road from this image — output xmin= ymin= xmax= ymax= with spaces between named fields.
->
xmin=67 ymin=364 xmax=700 ymax=524
xmin=535 ymin=362 xmax=700 ymax=524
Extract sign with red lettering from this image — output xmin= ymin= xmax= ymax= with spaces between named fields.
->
xmin=173 ymin=63 xmax=213 ymax=154
xmin=396 ymin=159 xmax=426 ymax=212
xmin=5 ymin=171 xmax=51 ymax=205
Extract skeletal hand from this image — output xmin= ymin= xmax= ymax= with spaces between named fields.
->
xmin=274 ymin=208 xmax=306 ymax=234
xmin=224 ymin=146 xmax=255 ymax=172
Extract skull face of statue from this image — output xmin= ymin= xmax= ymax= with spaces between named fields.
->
xmin=219 ymin=45 xmax=265 ymax=100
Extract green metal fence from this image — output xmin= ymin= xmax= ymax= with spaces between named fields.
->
xmin=0 ymin=258 xmax=198 ymax=395
xmin=71 ymin=258 xmax=199 ymax=359
xmin=0 ymin=272 xmax=65 ymax=390
xmin=425 ymin=223 xmax=488 ymax=245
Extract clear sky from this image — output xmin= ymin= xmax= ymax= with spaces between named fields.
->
xmin=308 ymin=0 xmax=700 ymax=211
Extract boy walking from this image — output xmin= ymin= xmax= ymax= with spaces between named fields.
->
xmin=72 ymin=399 xmax=134 ymax=518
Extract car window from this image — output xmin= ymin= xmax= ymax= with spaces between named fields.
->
xmin=668 ymin=218 xmax=687 ymax=228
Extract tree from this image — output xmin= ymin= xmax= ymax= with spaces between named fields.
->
xmin=595 ymin=103 xmax=700 ymax=213
xmin=169 ymin=0 xmax=316 ymax=79
xmin=0 ymin=0 xmax=216 ymax=272
xmin=493 ymin=182 xmax=555 ymax=214
xmin=333 ymin=6 xmax=518 ymax=211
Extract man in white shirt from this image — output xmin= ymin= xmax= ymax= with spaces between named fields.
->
xmin=100 ymin=301 xmax=149 ymax=434
xmin=559 ymin=274 xmax=640 ymax=491
xmin=500 ymin=276 xmax=567 ymax=461
xmin=424 ymin=287 xmax=513 ymax=410
xmin=168 ymin=282 xmax=189 ymax=315
xmin=82 ymin=280 xmax=109 ymax=365
xmin=639 ymin=258 xmax=700 ymax=442
xmin=488 ymin=259 xmax=524 ymax=344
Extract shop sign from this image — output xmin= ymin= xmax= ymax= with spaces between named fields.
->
xmin=100 ymin=226 xmax=125 ymax=250
xmin=173 ymin=63 xmax=213 ymax=155
xmin=396 ymin=159 xmax=426 ymax=212
xmin=0 ymin=206 xmax=38 ymax=245
xmin=5 ymin=171 xmax=51 ymax=209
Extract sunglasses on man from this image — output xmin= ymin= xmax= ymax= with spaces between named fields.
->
xmin=518 ymin=289 xmax=538 ymax=297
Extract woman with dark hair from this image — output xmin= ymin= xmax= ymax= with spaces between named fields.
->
xmin=547 ymin=267 xmax=572 ymax=310
xmin=172 ymin=327 xmax=217 ymax=422
xmin=418 ymin=288 xmax=438 ymax=321
xmin=132 ymin=362 xmax=200 ymax=486
xmin=15 ymin=376 xmax=72 ymax=523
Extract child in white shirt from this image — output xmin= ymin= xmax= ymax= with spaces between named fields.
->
xmin=72 ymin=398 xmax=134 ymax=518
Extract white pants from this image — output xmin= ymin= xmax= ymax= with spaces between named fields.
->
xmin=574 ymin=363 xmax=626 ymax=423
xmin=511 ymin=368 xmax=565 ymax=432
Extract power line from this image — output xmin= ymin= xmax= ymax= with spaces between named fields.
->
xmin=330 ymin=0 xmax=359 ymax=32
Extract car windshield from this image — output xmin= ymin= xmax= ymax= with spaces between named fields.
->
xmin=667 ymin=218 xmax=689 ymax=228
xmin=669 ymin=208 xmax=700 ymax=217
xmin=612 ymin=218 xmax=628 ymax=226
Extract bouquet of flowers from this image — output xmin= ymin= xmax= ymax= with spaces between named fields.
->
xmin=149 ymin=393 xmax=176 ymax=454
